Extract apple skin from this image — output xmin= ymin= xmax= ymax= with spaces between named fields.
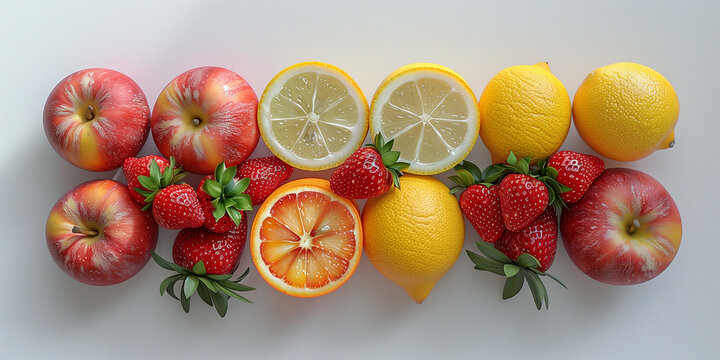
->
xmin=560 ymin=168 xmax=681 ymax=285
xmin=46 ymin=180 xmax=158 ymax=286
xmin=151 ymin=67 xmax=259 ymax=174
xmin=43 ymin=69 xmax=151 ymax=171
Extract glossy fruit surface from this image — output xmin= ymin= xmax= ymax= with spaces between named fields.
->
xmin=151 ymin=66 xmax=259 ymax=174
xmin=250 ymin=178 xmax=363 ymax=297
xmin=362 ymin=175 xmax=464 ymax=303
xmin=173 ymin=217 xmax=248 ymax=275
xmin=561 ymin=168 xmax=682 ymax=285
xmin=494 ymin=207 xmax=558 ymax=272
xmin=46 ymin=180 xmax=158 ymax=285
xmin=573 ymin=63 xmax=679 ymax=161
xmin=44 ymin=68 xmax=150 ymax=171
xmin=479 ymin=62 xmax=571 ymax=164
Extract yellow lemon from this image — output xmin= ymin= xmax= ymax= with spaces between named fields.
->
xmin=362 ymin=175 xmax=464 ymax=303
xmin=369 ymin=63 xmax=480 ymax=175
xmin=573 ymin=62 xmax=679 ymax=162
xmin=258 ymin=62 xmax=368 ymax=171
xmin=478 ymin=62 xmax=571 ymax=163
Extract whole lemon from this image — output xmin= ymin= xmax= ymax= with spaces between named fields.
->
xmin=479 ymin=62 xmax=572 ymax=164
xmin=573 ymin=62 xmax=679 ymax=162
xmin=362 ymin=175 xmax=464 ymax=303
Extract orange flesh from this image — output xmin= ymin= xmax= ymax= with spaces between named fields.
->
xmin=259 ymin=191 xmax=357 ymax=289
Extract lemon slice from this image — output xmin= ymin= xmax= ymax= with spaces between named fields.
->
xmin=258 ymin=62 xmax=368 ymax=171
xmin=369 ymin=63 xmax=480 ymax=175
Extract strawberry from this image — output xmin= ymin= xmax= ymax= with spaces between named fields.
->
xmin=237 ymin=156 xmax=293 ymax=205
xmin=122 ymin=155 xmax=170 ymax=204
xmin=547 ymin=151 xmax=605 ymax=203
xmin=449 ymin=161 xmax=506 ymax=243
xmin=498 ymin=174 xmax=549 ymax=231
xmin=151 ymin=216 xmax=254 ymax=317
xmin=494 ymin=207 xmax=558 ymax=272
xmin=197 ymin=162 xmax=253 ymax=233
xmin=466 ymin=206 xmax=565 ymax=310
xmin=330 ymin=134 xmax=409 ymax=199
xmin=125 ymin=156 xmax=186 ymax=210
xmin=152 ymin=184 xmax=205 ymax=230
xmin=172 ymin=218 xmax=248 ymax=275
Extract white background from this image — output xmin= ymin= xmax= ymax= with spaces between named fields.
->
xmin=1 ymin=1 xmax=718 ymax=359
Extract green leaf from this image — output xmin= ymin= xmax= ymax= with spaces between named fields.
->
xmin=548 ymin=189 xmax=556 ymax=208
xmin=183 ymin=275 xmax=199 ymax=299
xmin=524 ymin=270 xmax=545 ymax=310
xmin=160 ymin=274 xmax=185 ymax=296
xmin=220 ymin=281 xmax=255 ymax=292
xmin=170 ymin=263 xmax=192 ymax=275
xmin=466 ymin=250 xmax=505 ymax=276
xmin=516 ymin=158 xmax=529 ymax=174
xmin=171 ymin=172 xmax=186 ymax=184
xmin=235 ymin=268 xmax=250 ymax=282
xmin=506 ymin=151 xmax=517 ymax=165
xmin=533 ymin=269 xmax=567 ymax=289
xmin=212 ymin=291 xmax=229 ymax=317
xmin=456 ymin=169 xmax=475 ymax=187
xmin=204 ymin=179 xmax=222 ymax=198
xmin=448 ymin=175 xmax=465 ymax=188
xmin=149 ymin=160 xmax=161 ymax=180
xmin=216 ymin=283 xmax=253 ymax=303
xmin=151 ymin=251 xmax=176 ymax=271
xmin=503 ymin=264 xmax=520 ymax=278
xmin=545 ymin=166 xmax=559 ymax=179
xmin=502 ymin=273 xmax=524 ymax=300
xmin=137 ymin=175 xmax=158 ymax=191
xmin=161 ymin=164 xmax=173 ymax=186
xmin=449 ymin=186 xmax=465 ymax=195
xmin=207 ymin=274 xmax=233 ymax=281
xmin=517 ymin=253 xmax=542 ymax=269
xmin=213 ymin=201 xmax=227 ymax=221
xmin=463 ymin=162 xmax=483 ymax=183
xmin=196 ymin=283 xmax=214 ymax=306
xmin=180 ymin=284 xmax=191 ymax=313
xmin=389 ymin=162 xmax=410 ymax=171
xmin=381 ymin=151 xmax=401 ymax=167
xmin=134 ymin=188 xmax=153 ymax=197
xmin=192 ymin=261 xmax=206 ymax=276
xmin=482 ymin=165 xmax=508 ymax=183
xmin=230 ymin=194 xmax=253 ymax=211
xmin=475 ymin=241 xmax=512 ymax=264
xmin=198 ymin=277 xmax=218 ymax=293
xmin=235 ymin=178 xmax=250 ymax=193
xmin=214 ymin=162 xmax=226 ymax=183
xmin=226 ymin=207 xmax=242 ymax=226
xmin=220 ymin=166 xmax=237 ymax=185
xmin=141 ymin=202 xmax=153 ymax=211
xmin=166 ymin=277 xmax=182 ymax=301
xmin=537 ymin=157 xmax=548 ymax=170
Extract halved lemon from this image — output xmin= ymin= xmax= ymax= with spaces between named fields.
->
xmin=258 ymin=62 xmax=368 ymax=171
xmin=369 ymin=63 xmax=480 ymax=175
xmin=250 ymin=178 xmax=363 ymax=297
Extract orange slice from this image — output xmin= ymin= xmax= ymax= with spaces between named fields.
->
xmin=250 ymin=178 xmax=362 ymax=297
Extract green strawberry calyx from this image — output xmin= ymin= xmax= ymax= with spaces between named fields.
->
xmin=134 ymin=156 xmax=186 ymax=211
xmin=151 ymin=251 xmax=254 ymax=318
xmin=449 ymin=152 xmax=573 ymax=211
xmin=466 ymin=241 xmax=566 ymax=310
xmin=365 ymin=133 xmax=410 ymax=189
xmin=203 ymin=162 xmax=253 ymax=226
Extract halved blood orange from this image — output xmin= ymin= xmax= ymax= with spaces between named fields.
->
xmin=250 ymin=178 xmax=362 ymax=297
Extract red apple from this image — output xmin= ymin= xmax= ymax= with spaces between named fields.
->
xmin=46 ymin=180 xmax=158 ymax=285
xmin=151 ymin=67 xmax=259 ymax=174
xmin=560 ymin=168 xmax=682 ymax=285
xmin=44 ymin=68 xmax=151 ymax=171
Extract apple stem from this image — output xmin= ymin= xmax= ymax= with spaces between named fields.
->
xmin=86 ymin=105 xmax=95 ymax=121
xmin=627 ymin=219 xmax=641 ymax=234
xmin=72 ymin=225 xmax=98 ymax=237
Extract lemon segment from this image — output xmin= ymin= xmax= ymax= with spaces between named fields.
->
xmin=370 ymin=64 xmax=480 ymax=175
xmin=259 ymin=62 xmax=368 ymax=171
